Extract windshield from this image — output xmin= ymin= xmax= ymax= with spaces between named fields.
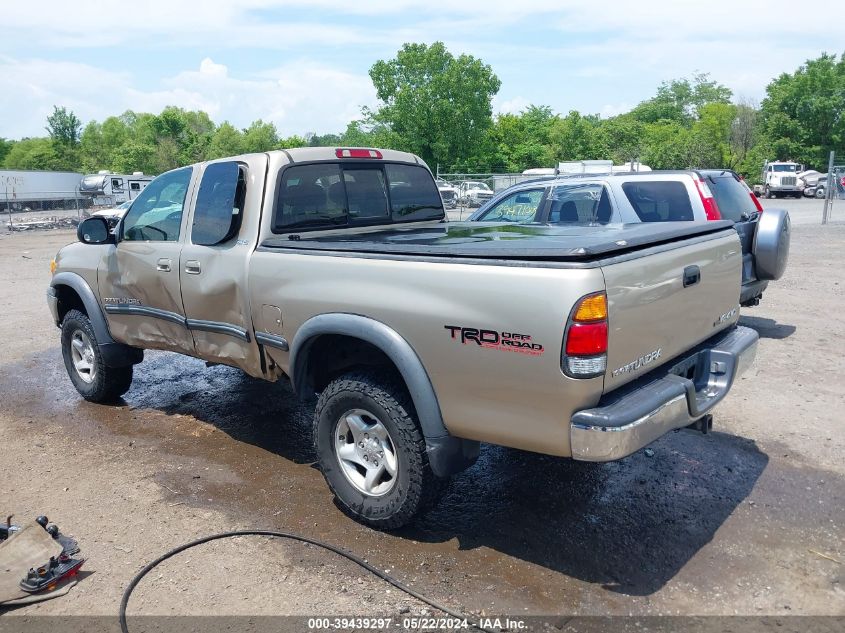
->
xmin=772 ymin=164 xmax=797 ymax=172
xmin=704 ymin=172 xmax=759 ymax=222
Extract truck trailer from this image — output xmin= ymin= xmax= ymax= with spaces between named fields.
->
xmin=0 ymin=169 xmax=85 ymax=211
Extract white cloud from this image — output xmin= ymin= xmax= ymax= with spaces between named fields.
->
xmin=0 ymin=56 xmax=376 ymax=139
xmin=1 ymin=1 xmax=842 ymax=140
xmin=495 ymin=96 xmax=531 ymax=115
xmin=600 ymin=103 xmax=633 ymax=119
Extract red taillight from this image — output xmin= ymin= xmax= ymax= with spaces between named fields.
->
xmin=335 ymin=148 xmax=383 ymax=159
xmin=565 ymin=321 xmax=608 ymax=355
xmin=692 ymin=174 xmax=722 ymax=220
xmin=563 ymin=293 xmax=608 ymax=378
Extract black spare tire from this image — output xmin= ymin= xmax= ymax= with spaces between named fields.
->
xmin=753 ymin=208 xmax=791 ymax=281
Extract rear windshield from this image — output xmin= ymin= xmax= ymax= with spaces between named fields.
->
xmin=622 ymin=181 xmax=694 ymax=222
xmin=703 ymin=172 xmax=758 ymax=222
xmin=273 ymin=162 xmax=443 ymax=231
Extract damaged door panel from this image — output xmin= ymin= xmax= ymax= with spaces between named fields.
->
xmin=177 ymin=156 xmax=268 ymax=376
xmin=97 ymin=166 xmax=196 ymax=355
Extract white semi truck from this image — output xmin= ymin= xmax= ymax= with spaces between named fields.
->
xmin=755 ymin=161 xmax=804 ymax=199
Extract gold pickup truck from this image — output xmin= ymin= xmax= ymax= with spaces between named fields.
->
xmin=47 ymin=147 xmax=758 ymax=529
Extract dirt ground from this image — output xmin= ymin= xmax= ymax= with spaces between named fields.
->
xmin=0 ymin=198 xmax=843 ymax=628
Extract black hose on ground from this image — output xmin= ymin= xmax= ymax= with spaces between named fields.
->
xmin=119 ymin=529 xmax=492 ymax=633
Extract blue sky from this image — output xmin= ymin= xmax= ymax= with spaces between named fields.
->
xmin=1 ymin=0 xmax=841 ymax=139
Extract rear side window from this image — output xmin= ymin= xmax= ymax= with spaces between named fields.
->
xmin=548 ymin=184 xmax=613 ymax=224
xmin=274 ymin=162 xmax=444 ymax=231
xmin=192 ymin=161 xmax=247 ymax=245
xmin=704 ymin=173 xmax=758 ymax=221
xmin=622 ymin=181 xmax=694 ymax=222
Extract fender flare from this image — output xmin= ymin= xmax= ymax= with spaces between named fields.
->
xmin=51 ymin=271 xmax=114 ymax=343
xmin=290 ymin=313 xmax=479 ymax=477
xmin=50 ymin=272 xmax=143 ymax=368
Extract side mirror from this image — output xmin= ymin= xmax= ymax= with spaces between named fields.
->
xmin=77 ymin=217 xmax=114 ymax=245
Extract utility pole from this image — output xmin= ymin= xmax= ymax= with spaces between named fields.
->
xmin=822 ymin=151 xmax=834 ymax=224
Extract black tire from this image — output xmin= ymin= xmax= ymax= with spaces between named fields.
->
xmin=313 ymin=371 xmax=444 ymax=530
xmin=765 ymin=186 xmax=773 ymax=199
xmin=61 ymin=309 xmax=133 ymax=402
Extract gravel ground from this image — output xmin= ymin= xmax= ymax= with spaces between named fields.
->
xmin=0 ymin=197 xmax=842 ymax=628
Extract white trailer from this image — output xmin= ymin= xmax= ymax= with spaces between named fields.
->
xmin=0 ymin=170 xmax=85 ymax=211
xmin=78 ymin=171 xmax=153 ymax=206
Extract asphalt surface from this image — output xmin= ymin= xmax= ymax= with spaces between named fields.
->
xmin=0 ymin=197 xmax=842 ymax=625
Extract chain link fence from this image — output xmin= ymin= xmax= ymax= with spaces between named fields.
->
xmin=4 ymin=191 xmax=95 ymax=232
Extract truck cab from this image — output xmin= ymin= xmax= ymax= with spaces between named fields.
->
xmin=761 ymin=161 xmax=803 ymax=199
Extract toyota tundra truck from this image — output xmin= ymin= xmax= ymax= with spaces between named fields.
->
xmin=47 ymin=147 xmax=759 ymax=529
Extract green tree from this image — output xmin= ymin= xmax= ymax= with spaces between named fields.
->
xmin=594 ymin=115 xmax=645 ymax=165
xmin=307 ymin=132 xmax=343 ymax=147
xmin=367 ymin=41 xmax=501 ymax=169
xmin=0 ymin=138 xmax=13 ymax=166
xmin=488 ymin=106 xmax=557 ymax=171
xmin=242 ymin=120 xmax=278 ymax=153
xmin=2 ymin=137 xmax=61 ymax=170
xmin=45 ymin=106 xmax=82 ymax=146
xmin=277 ymin=134 xmax=308 ymax=149
xmin=207 ymin=122 xmax=245 ymax=159
xmin=760 ymin=52 xmax=845 ymax=168
xmin=44 ymin=106 xmax=82 ymax=170
xmin=631 ymin=73 xmax=732 ymax=124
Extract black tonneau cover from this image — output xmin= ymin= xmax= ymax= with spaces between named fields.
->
xmin=260 ymin=221 xmax=734 ymax=261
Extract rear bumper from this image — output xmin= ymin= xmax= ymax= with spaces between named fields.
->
xmin=570 ymin=325 xmax=758 ymax=461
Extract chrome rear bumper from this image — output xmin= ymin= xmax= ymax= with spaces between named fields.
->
xmin=570 ymin=325 xmax=758 ymax=461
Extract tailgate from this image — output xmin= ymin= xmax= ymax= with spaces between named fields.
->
xmin=602 ymin=229 xmax=742 ymax=392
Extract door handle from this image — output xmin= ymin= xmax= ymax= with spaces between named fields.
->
xmin=157 ymin=258 xmax=172 ymax=272
xmin=683 ymin=265 xmax=701 ymax=287
xmin=185 ymin=260 xmax=202 ymax=275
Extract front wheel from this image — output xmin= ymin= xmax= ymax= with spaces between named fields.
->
xmin=61 ymin=309 xmax=133 ymax=402
xmin=313 ymin=371 xmax=445 ymax=530
xmin=765 ymin=186 xmax=773 ymax=199
xmin=816 ymin=187 xmax=826 ymax=199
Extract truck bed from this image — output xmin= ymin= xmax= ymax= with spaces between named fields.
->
xmin=260 ymin=221 xmax=735 ymax=261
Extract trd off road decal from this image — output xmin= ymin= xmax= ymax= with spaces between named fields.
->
xmin=444 ymin=325 xmax=544 ymax=356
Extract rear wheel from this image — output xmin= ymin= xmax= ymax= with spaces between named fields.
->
xmin=313 ymin=371 xmax=444 ymax=530
xmin=815 ymin=187 xmax=826 ymax=199
xmin=61 ymin=309 xmax=133 ymax=402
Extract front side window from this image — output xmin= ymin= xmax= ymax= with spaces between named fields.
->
xmin=622 ymin=181 xmax=694 ymax=222
xmin=548 ymin=184 xmax=613 ymax=224
xmin=122 ymin=167 xmax=192 ymax=242
xmin=192 ymin=161 xmax=247 ymax=246
xmin=477 ymin=189 xmax=544 ymax=222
